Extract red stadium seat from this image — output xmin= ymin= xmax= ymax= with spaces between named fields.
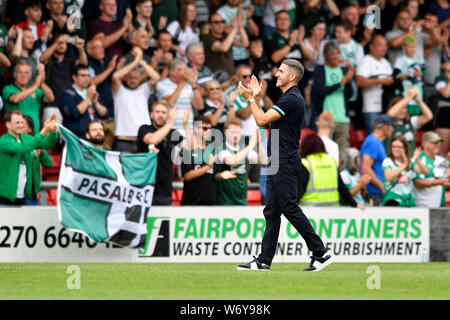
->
xmin=349 ymin=129 xmax=366 ymax=149
xmin=42 ymin=154 xmax=61 ymax=181
xmin=46 ymin=189 xmax=58 ymax=206
xmin=247 ymin=190 xmax=262 ymax=206
xmin=171 ymin=189 xmax=183 ymax=206
xmin=416 ymin=130 xmax=427 ymax=147
xmin=0 ymin=117 xmax=6 ymax=136
xmin=446 ymin=192 xmax=450 ymax=208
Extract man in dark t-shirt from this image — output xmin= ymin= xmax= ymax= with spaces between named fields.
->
xmin=236 ymin=59 xmax=332 ymax=272
xmin=137 ymin=100 xmax=185 ymax=205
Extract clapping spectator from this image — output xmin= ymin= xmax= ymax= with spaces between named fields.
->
xmin=412 ymin=131 xmax=450 ymax=208
xmin=149 ymin=30 xmax=175 ymax=79
xmin=356 ymin=35 xmax=394 ymax=135
xmin=186 ymin=42 xmax=213 ymax=93
xmin=382 ymin=135 xmax=428 ymax=207
xmin=60 ymin=64 xmax=108 ymax=138
xmin=385 ymin=88 xmax=433 ymax=154
xmin=203 ymin=79 xmax=232 ymax=134
xmin=393 ymin=36 xmax=427 ymax=115
xmin=131 ymin=0 xmax=155 ymax=35
xmin=313 ymin=41 xmax=354 ymax=157
xmin=111 ymin=47 xmax=159 ymax=152
xmin=87 ymin=0 xmax=133 ymax=61
xmin=10 ymin=28 xmax=39 ymax=83
xmin=2 ymin=61 xmax=54 ymax=132
xmin=155 ymin=58 xmax=204 ymax=137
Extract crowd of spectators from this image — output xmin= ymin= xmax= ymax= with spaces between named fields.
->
xmin=0 ymin=0 xmax=449 ymax=208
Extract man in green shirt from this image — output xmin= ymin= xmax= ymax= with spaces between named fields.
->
xmin=0 ymin=110 xmax=58 ymax=205
xmin=216 ymin=117 xmax=267 ymax=205
xmin=2 ymin=60 xmax=54 ymax=132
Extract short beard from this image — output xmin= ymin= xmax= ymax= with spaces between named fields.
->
xmin=89 ymin=137 xmax=104 ymax=146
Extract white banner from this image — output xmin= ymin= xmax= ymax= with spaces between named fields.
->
xmin=0 ymin=206 xmax=430 ymax=263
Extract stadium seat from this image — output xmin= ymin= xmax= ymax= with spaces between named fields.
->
xmin=171 ymin=189 xmax=183 ymax=206
xmin=42 ymin=154 xmax=62 ymax=181
xmin=416 ymin=130 xmax=426 ymax=147
xmin=446 ymin=191 xmax=450 ymax=208
xmin=349 ymin=129 xmax=366 ymax=149
xmin=0 ymin=117 xmax=6 ymax=136
xmin=46 ymin=189 xmax=58 ymax=206
xmin=247 ymin=190 xmax=262 ymax=206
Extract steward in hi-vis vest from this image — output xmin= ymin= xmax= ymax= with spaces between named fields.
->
xmin=300 ymin=153 xmax=339 ymax=206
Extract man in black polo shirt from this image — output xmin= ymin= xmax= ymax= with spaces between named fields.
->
xmin=137 ymin=100 xmax=189 ymax=205
xmin=237 ymin=59 xmax=333 ymax=272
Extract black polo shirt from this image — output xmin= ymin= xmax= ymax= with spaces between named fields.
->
xmin=268 ymin=85 xmax=304 ymax=165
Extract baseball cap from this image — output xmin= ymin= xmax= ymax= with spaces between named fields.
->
xmin=421 ymin=131 xmax=444 ymax=144
xmin=375 ymin=114 xmax=395 ymax=126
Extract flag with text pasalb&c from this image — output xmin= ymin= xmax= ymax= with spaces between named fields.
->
xmin=57 ymin=125 xmax=157 ymax=248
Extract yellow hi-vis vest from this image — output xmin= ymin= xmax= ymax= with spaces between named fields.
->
xmin=299 ymin=153 xmax=339 ymax=206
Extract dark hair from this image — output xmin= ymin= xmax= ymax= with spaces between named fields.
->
xmin=72 ymin=64 xmax=89 ymax=76
xmin=194 ymin=115 xmax=211 ymax=125
xmin=323 ymin=41 xmax=340 ymax=58
xmin=4 ymin=110 xmax=23 ymax=123
xmin=388 ymin=135 xmax=411 ymax=166
xmin=179 ymin=3 xmax=197 ymax=33
xmin=310 ymin=18 xmax=326 ymax=30
xmin=156 ymin=29 xmax=172 ymax=39
xmin=22 ymin=115 xmax=35 ymax=136
xmin=335 ymin=19 xmax=353 ymax=32
xmin=25 ymin=0 xmax=42 ymax=9
xmin=275 ymin=10 xmax=290 ymax=18
xmin=300 ymin=133 xmax=326 ymax=158
xmin=85 ymin=119 xmax=104 ymax=135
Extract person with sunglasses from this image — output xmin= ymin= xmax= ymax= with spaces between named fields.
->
xmin=201 ymin=12 xmax=238 ymax=79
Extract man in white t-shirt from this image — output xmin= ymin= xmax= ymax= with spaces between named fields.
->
xmin=412 ymin=131 xmax=450 ymax=208
xmin=316 ymin=111 xmax=339 ymax=163
xmin=111 ymin=47 xmax=160 ymax=152
xmin=356 ymin=34 xmax=394 ymax=135
xmin=156 ymin=58 xmax=204 ymax=137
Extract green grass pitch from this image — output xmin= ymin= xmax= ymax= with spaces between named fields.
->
xmin=0 ymin=262 xmax=449 ymax=300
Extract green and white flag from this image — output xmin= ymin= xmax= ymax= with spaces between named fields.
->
xmin=57 ymin=125 xmax=157 ymax=248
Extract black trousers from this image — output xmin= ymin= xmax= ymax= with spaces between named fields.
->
xmin=257 ymin=163 xmax=327 ymax=265
xmin=0 ymin=196 xmax=25 ymax=206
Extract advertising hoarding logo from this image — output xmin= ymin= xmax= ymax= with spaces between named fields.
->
xmin=140 ymin=217 xmax=170 ymax=257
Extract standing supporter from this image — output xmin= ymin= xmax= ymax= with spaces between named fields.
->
xmin=412 ymin=131 xmax=450 ymax=208
xmin=123 ymin=29 xmax=152 ymax=68
xmin=192 ymin=0 xmax=209 ymax=35
xmin=262 ymin=0 xmax=297 ymax=38
xmin=87 ymin=0 xmax=133 ymax=61
xmin=0 ymin=22 xmax=10 ymax=89
xmin=334 ymin=19 xmax=364 ymax=119
xmin=81 ymin=0 xmax=132 ymax=22
xmin=60 ymin=64 xmax=108 ymax=138
xmin=180 ymin=116 xmax=218 ymax=206
xmin=297 ymin=0 xmax=340 ymax=36
xmin=263 ymin=10 xmax=305 ymax=67
xmin=360 ymin=114 xmax=395 ymax=206
xmin=21 ymin=114 xmax=53 ymax=205
xmin=382 ymin=135 xmax=428 ymax=207
xmin=217 ymin=0 xmax=250 ymax=66
xmin=0 ymin=111 xmax=58 ymax=206
xmin=356 ymin=35 xmax=394 ymax=135
xmin=45 ymin=0 xmax=84 ymax=46
xmin=40 ymin=34 xmax=87 ymax=123
xmin=155 ymin=58 xmax=204 ymax=136
xmin=149 ymin=30 xmax=175 ymax=79
xmin=85 ymin=119 xmax=106 ymax=149
xmin=10 ymin=28 xmax=40 ymax=83
xmin=185 ymin=42 xmax=213 ymax=93
xmin=316 ymin=112 xmax=339 ymax=163
xmin=202 ymin=79 xmax=232 ymax=134
xmin=385 ymin=9 xmax=429 ymax=65
xmin=393 ymin=36 xmax=427 ymax=115
xmin=201 ymin=12 xmax=237 ymax=78
xmin=216 ymin=118 xmax=267 ymax=205
xmin=297 ymin=133 xmax=362 ymax=208
xmin=248 ymin=37 xmax=273 ymax=85
xmin=132 ymin=0 xmax=154 ymax=34
xmin=14 ymin=0 xmax=52 ymax=62
xmin=340 ymin=147 xmax=370 ymax=207
xmin=150 ymin=0 xmax=178 ymax=32
xmin=111 ymin=48 xmax=160 ymax=152
xmin=86 ymin=38 xmax=117 ymax=121
xmin=166 ymin=2 xmax=200 ymax=60
xmin=385 ymin=88 xmax=433 ymax=154
xmin=434 ymin=53 xmax=450 ymax=157
xmin=2 ymin=61 xmax=54 ymax=132
xmin=137 ymin=100 xmax=191 ymax=205
xmin=313 ymin=41 xmax=354 ymax=157
xmin=421 ymin=11 xmax=448 ymax=106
